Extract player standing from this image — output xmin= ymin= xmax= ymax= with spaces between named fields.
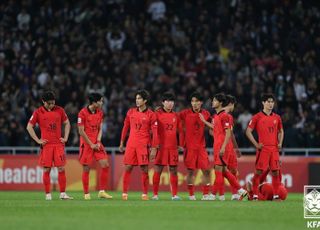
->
xmin=152 ymin=92 xmax=183 ymax=201
xmin=200 ymin=93 xmax=247 ymax=201
xmin=119 ymin=90 xmax=158 ymax=201
xmin=26 ymin=90 xmax=73 ymax=200
xmin=224 ymin=95 xmax=242 ymax=200
xmin=78 ymin=93 xmax=112 ymax=200
xmin=246 ymin=93 xmax=284 ymax=200
xmin=179 ymin=92 xmax=211 ymax=201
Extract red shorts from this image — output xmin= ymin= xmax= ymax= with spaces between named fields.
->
xmin=154 ymin=148 xmax=178 ymax=166
xmin=39 ymin=144 xmax=66 ymax=167
xmin=79 ymin=143 xmax=108 ymax=165
xmin=255 ymin=147 xmax=280 ymax=171
xmin=124 ymin=146 xmax=149 ymax=166
xmin=184 ymin=148 xmax=209 ymax=170
xmin=227 ymin=150 xmax=238 ymax=170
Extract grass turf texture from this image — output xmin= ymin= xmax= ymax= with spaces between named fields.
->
xmin=0 ymin=192 xmax=305 ymax=230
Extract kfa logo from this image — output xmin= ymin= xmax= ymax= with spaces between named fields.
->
xmin=304 ymin=186 xmax=320 ymax=219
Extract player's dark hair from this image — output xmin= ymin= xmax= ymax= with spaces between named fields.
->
xmin=41 ymin=91 xmax=56 ymax=102
xmin=214 ymin=93 xmax=227 ymax=106
xmin=261 ymin=93 xmax=275 ymax=102
xmin=135 ymin=89 xmax=150 ymax=104
xmin=162 ymin=92 xmax=176 ymax=102
xmin=190 ymin=91 xmax=203 ymax=101
xmin=88 ymin=93 xmax=103 ymax=104
xmin=226 ymin=94 xmax=237 ymax=105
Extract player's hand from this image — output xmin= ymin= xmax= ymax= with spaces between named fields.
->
xmin=119 ymin=144 xmax=125 ymax=152
xmin=255 ymin=143 xmax=263 ymax=150
xmin=60 ymin=137 xmax=68 ymax=144
xmin=219 ymin=148 xmax=225 ymax=157
xmin=277 ymin=144 xmax=282 ymax=150
xmin=90 ymin=143 xmax=99 ymax=151
xmin=149 ymin=147 xmax=157 ymax=162
xmin=235 ymin=148 xmax=242 ymax=158
xmin=38 ymin=139 xmax=48 ymax=146
xmin=178 ymin=146 xmax=184 ymax=152
xmin=208 ymin=129 xmax=213 ymax=136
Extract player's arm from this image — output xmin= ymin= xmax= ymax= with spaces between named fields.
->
xmin=60 ymin=119 xmax=70 ymax=144
xmin=177 ymin=116 xmax=184 ymax=151
xmin=278 ymin=128 xmax=284 ymax=149
xmin=231 ymin=131 xmax=241 ymax=157
xmin=199 ymin=113 xmax=213 ymax=129
xmin=219 ymin=128 xmax=231 ymax=156
xmin=245 ymin=127 xmax=262 ymax=150
xmin=78 ymin=126 xmax=99 ymax=150
xmin=26 ymin=123 xmax=47 ymax=145
xmin=149 ymin=113 xmax=159 ymax=161
xmin=119 ymin=111 xmax=130 ymax=152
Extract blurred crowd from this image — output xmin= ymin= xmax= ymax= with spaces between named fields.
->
xmin=0 ymin=0 xmax=319 ymax=149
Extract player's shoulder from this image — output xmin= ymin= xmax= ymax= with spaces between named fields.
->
xmin=78 ymin=107 xmax=88 ymax=115
xmin=54 ymin=105 xmax=65 ymax=111
xmin=272 ymin=112 xmax=281 ymax=119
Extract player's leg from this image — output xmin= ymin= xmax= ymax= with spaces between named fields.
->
xmin=39 ymin=145 xmax=53 ymax=200
xmin=43 ymin=167 xmax=52 ymax=200
xmin=228 ymin=167 xmax=239 ymax=200
xmin=270 ymin=151 xmax=281 ymax=200
xmin=54 ymin=145 xmax=72 ymax=200
xmin=79 ymin=144 xmax=93 ymax=199
xmin=169 ymin=165 xmax=181 ymax=200
xmin=140 ymin=165 xmax=149 ymax=200
xmin=213 ymin=165 xmax=225 ymax=200
xmin=95 ymin=145 xmax=112 ymax=199
xmin=123 ymin=147 xmax=138 ymax=200
xmin=186 ymin=168 xmax=196 ymax=200
xmin=97 ymin=158 xmax=113 ymax=199
xmin=184 ymin=149 xmax=196 ymax=200
xmin=152 ymin=164 xmax=164 ymax=200
xmin=82 ymin=165 xmax=91 ymax=199
xmin=252 ymin=149 xmax=268 ymax=200
xmin=122 ymin=164 xmax=134 ymax=200
xmin=198 ymin=149 xmax=211 ymax=200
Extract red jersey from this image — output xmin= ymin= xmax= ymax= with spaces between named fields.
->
xmin=77 ymin=107 xmax=103 ymax=146
xmin=156 ymin=108 xmax=182 ymax=149
xmin=248 ymin=111 xmax=283 ymax=146
xmin=121 ymin=107 xmax=158 ymax=148
xmin=212 ymin=110 xmax=232 ymax=146
xmin=28 ymin=106 xmax=68 ymax=145
xmin=179 ymin=108 xmax=210 ymax=149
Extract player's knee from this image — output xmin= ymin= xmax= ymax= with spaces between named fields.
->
xmin=169 ymin=166 xmax=177 ymax=174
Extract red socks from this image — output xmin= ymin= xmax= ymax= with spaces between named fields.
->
xmin=170 ymin=173 xmax=178 ymax=196
xmin=58 ymin=171 xmax=66 ymax=193
xmin=82 ymin=171 xmax=89 ymax=194
xmin=202 ymin=184 xmax=210 ymax=195
xmin=142 ymin=172 xmax=149 ymax=194
xmin=123 ymin=171 xmax=131 ymax=194
xmin=252 ymin=173 xmax=261 ymax=195
xmin=153 ymin=172 xmax=160 ymax=196
xmin=272 ymin=174 xmax=281 ymax=195
xmin=99 ymin=167 xmax=109 ymax=191
xmin=43 ymin=171 xmax=51 ymax=193
xmin=223 ymin=171 xmax=240 ymax=191
xmin=187 ymin=184 xmax=195 ymax=196
xmin=213 ymin=170 xmax=224 ymax=195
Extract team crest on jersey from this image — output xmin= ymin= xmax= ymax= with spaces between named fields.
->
xmin=173 ymin=118 xmax=176 ymax=122
xmin=274 ymin=120 xmax=277 ymax=124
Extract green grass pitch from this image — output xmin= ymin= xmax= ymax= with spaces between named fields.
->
xmin=0 ymin=192 xmax=306 ymax=230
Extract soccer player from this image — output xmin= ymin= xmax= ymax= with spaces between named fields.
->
xmin=247 ymin=169 xmax=288 ymax=201
xmin=246 ymin=93 xmax=284 ymax=200
xmin=119 ymin=89 xmax=158 ymax=201
xmin=78 ymin=93 xmax=112 ymax=200
xmin=224 ymin=95 xmax=242 ymax=200
xmin=199 ymin=93 xmax=247 ymax=201
xmin=179 ymin=92 xmax=211 ymax=201
xmin=152 ymin=92 xmax=183 ymax=201
xmin=26 ymin=90 xmax=73 ymax=200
